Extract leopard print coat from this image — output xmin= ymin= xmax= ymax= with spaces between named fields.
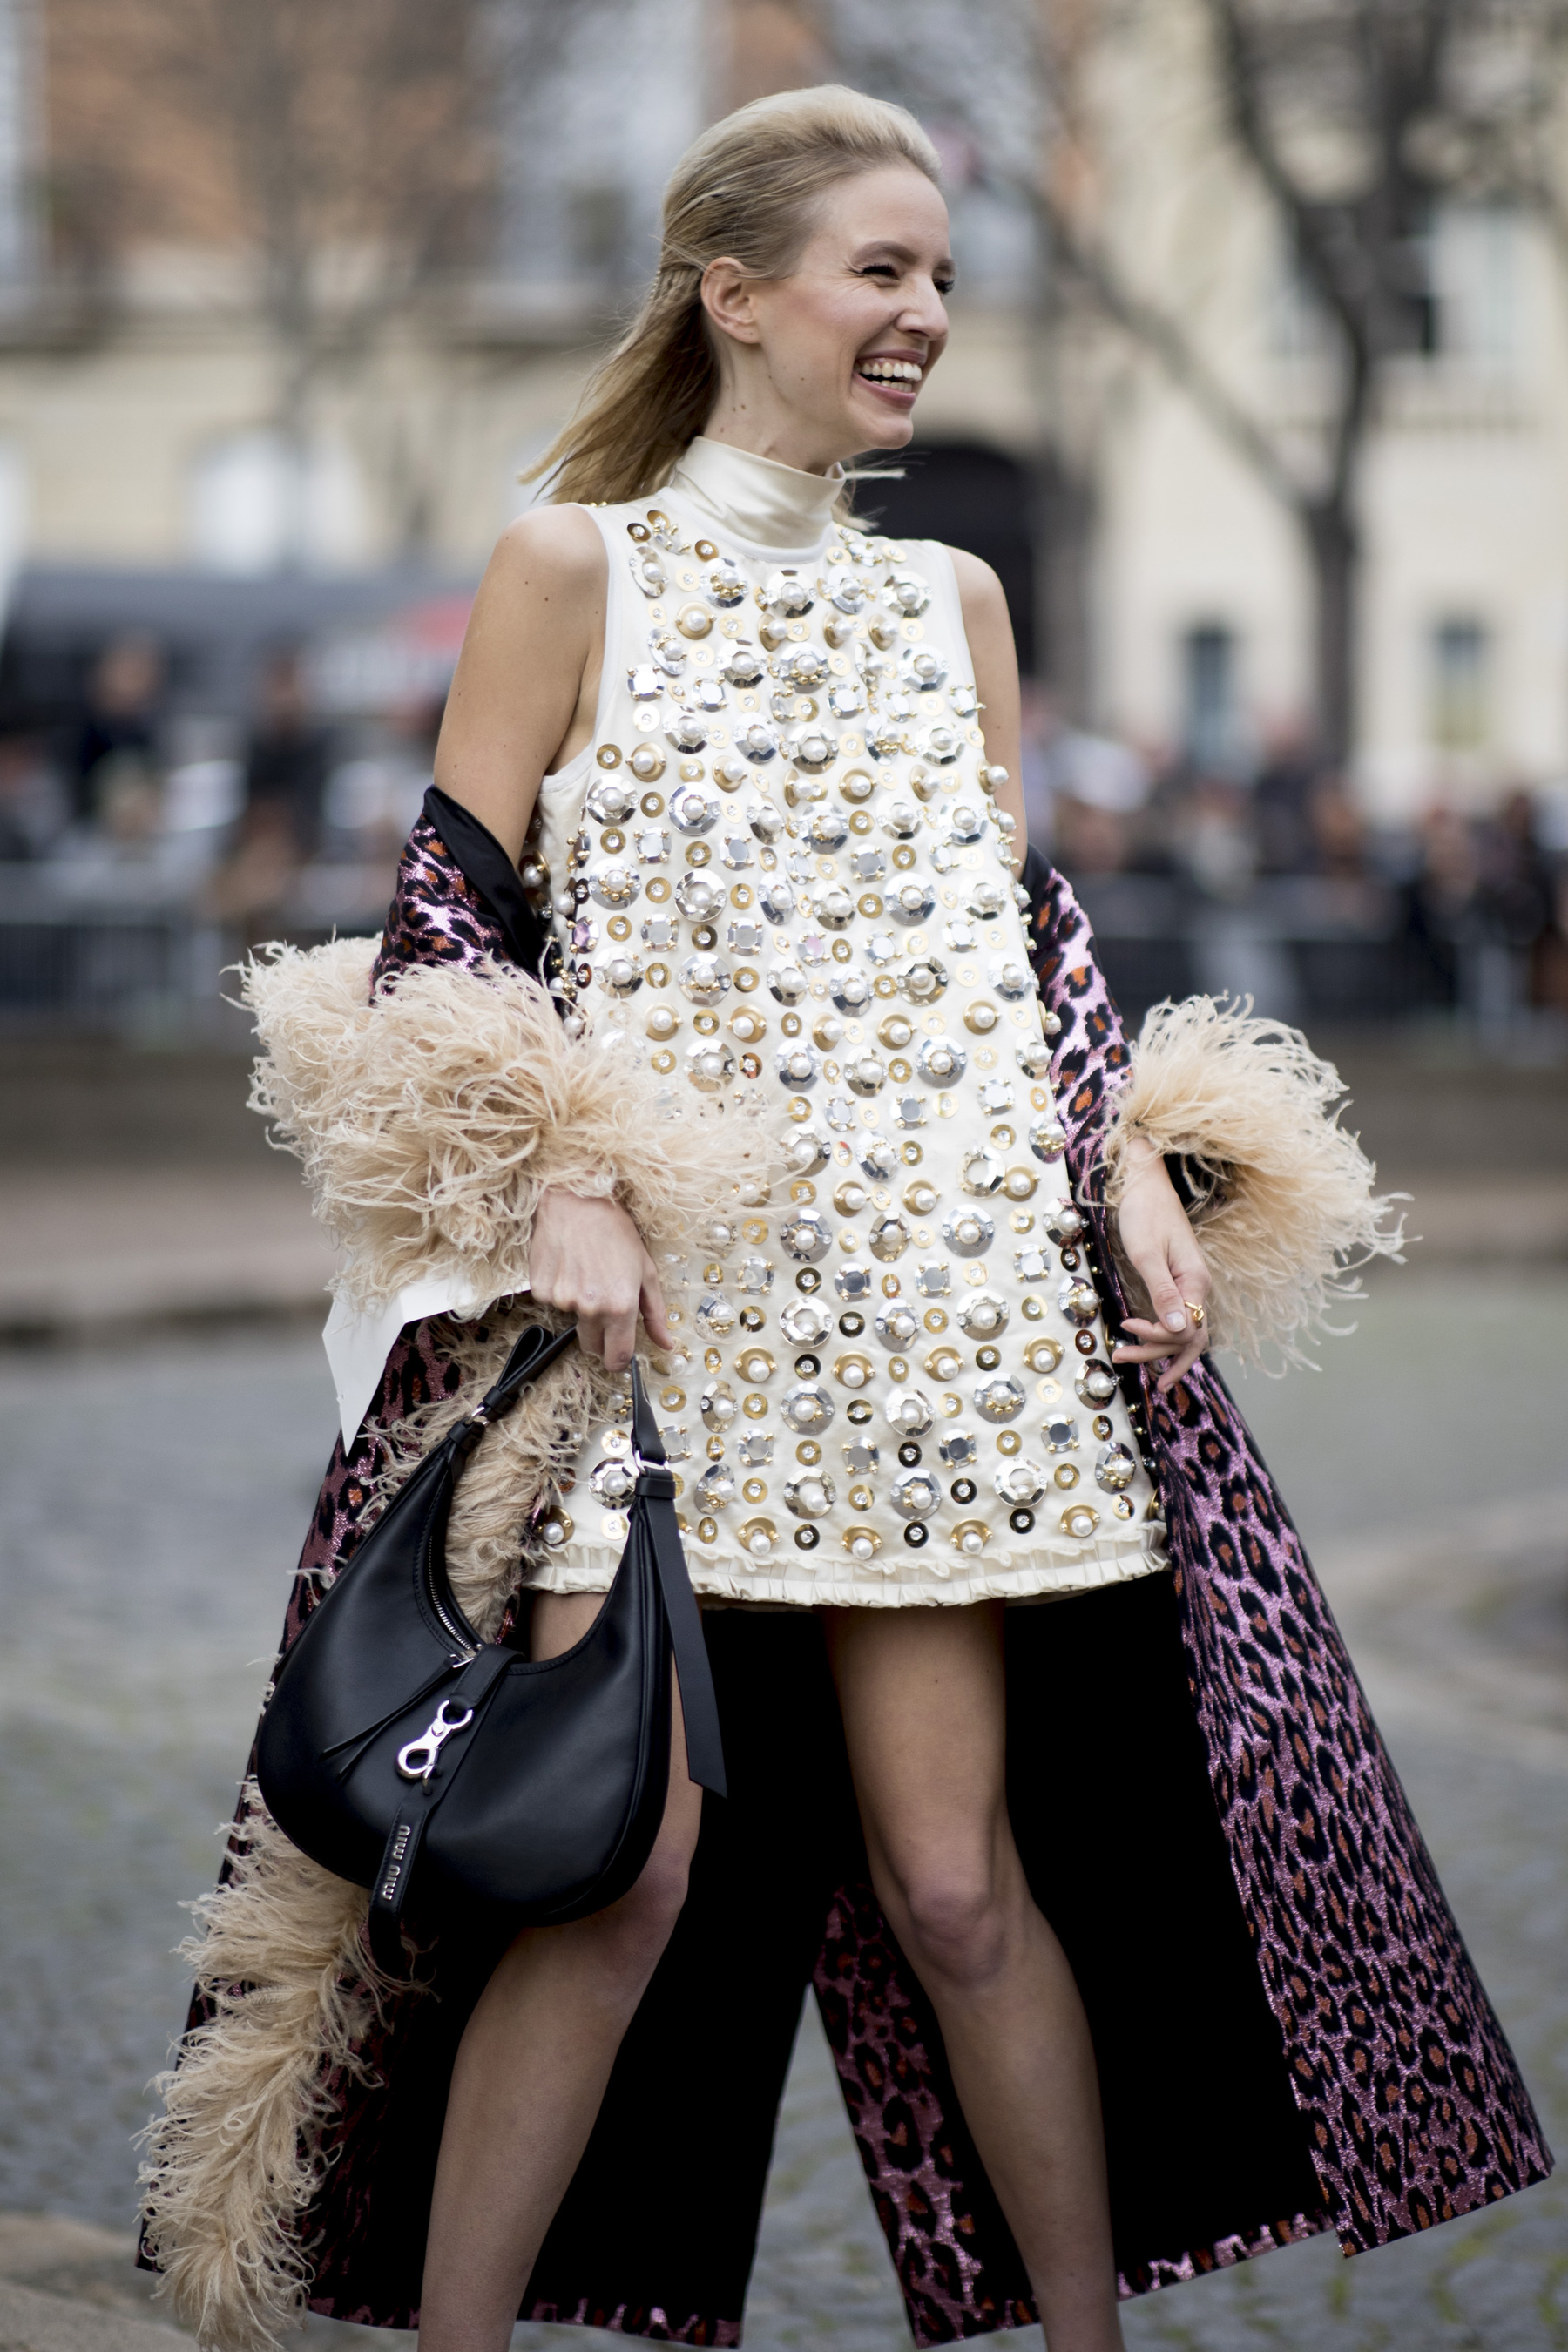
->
xmin=150 ymin=814 xmax=1551 ymax=2344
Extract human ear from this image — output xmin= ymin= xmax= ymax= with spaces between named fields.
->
xmin=700 ymin=257 xmax=762 ymax=348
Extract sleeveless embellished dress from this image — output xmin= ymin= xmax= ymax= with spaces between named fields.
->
xmin=528 ymin=437 xmax=1165 ymax=1607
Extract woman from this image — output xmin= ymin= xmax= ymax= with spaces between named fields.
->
xmin=140 ymin=86 xmax=1549 ymax=2352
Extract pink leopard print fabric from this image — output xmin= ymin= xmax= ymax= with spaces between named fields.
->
xmin=1024 ymin=866 xmax=1551 ymax=2251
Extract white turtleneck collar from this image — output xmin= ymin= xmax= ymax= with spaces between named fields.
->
xmin=666 ymin=436 xmax=845 ymax=556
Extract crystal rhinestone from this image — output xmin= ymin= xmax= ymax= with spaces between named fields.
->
xmin=915 ymin=1258 xmax=950 ymax=1296
xmin=738 ymin=1431 xmax=774 ymax=1466
xmin=677 ymin=953 xmax=730 ymax=1004
xmin=590 ymin=1457 xmax=638 ymax=1503
xmin=641 ymin=915 xmax=679 ymax=950
xmin=590 ymin=865 xmax=640 ymax=909
xmin=835 ymin=1265 xmax=874 ymax=1301
xmin=957 ymin=1291 xmax=1008 ymax=1337
xmin=863 ymin=933 xmax=900 ymax=969
xmin=736 ymin=1255 xmax=774 ymax=1294
xmin=975 ymin=1375 xmax=1025 ymax=1423
xmin=995 ymin=1460 xmax=1048 ymax=1505
xmin=762 ymin=569 xmax=814 ymax=616
xmin=781 ymin=1382 xmax=835 ymax=1433
xmin=1044 ymin=1416 xmax=1080 ymax=1454
xmin=916 ymin=1035 xmax=966 ymax=1085
xmin=1096 ymin=1442 xmax=1137 ymax=1492
xmin=707 ymin=558 xmax=747 ymax=609
xmin=720 ymin=832 xmax=754 ymax=871
xmin=1058 ymin=1277 xmax=1098 ymax=1325
xmin=989 ymin=956 xmax=1031 ymax=1001
xmin=977 ymin=1078 xmax=1015 ymax=1112
xmin=969 ymin=880 xmax=1009 ymax=921
xmin=942 ymin=1206 xmax=993 ymax=1255
xmin=868 ymin=1213 xmax=911 ymax=1261
xmin=628 ymin=665 xmax=664 ymax=701
xmin=775 ymin=1044 xmax=821 ymax=1088
xmin=674 ymin=872 xmax=724 ymax=921
xmin=1043 ymin=1200 xmax=1086 ymax=1245
xmin=669 ymin=783 xmax=720 ymax=834
xmin=891 ymin=1467 xmax=941 ymax=1519
xmin=860 ymin=1137 xmax=900 ymax=1179
xmin=586 ymin=776 xmax=638 ymax=824
xmin=695 ymin=1293 xmax=737 ymax=1338
xmin=849 ymin=846 xmax=887 ymax=882
xmin=781 ymin=1208 xmax=830 ymax=1261
xmin=1076 ymin=1361 xmax=1118 ymax=1406
xmin=962 ymin=1149 xmax=1005 ymax=1195
xmin=890 ymin=879 xmax=937 ymax=924
xmin=950 ymin=683 xmax=978 ymax=717
xmin=807 ymin=805 xmax=848 ymax=849
xmin=736 ymin=719 xmax=779 ymax=764
xmin=700 ymin=1381 xmax=738 ymax=1429
xmin=634 ymin=828 xmax=670 ymax=863
xmin=893 ymin=1094 xmax=927 ymax=1129
xmin=727 ymin=918 xmax=765 ymax=955
xmin=602 ymin=952 xmax=644 ymax=997
xmin=824 ymin=1095 xmax=857 ymax=1130
xmin=660 ymin=1425 xmax=691 ymax=1460
xmin=847 ymin=1052 xmax=887 ymax=1097
xmin=797 ymin=927 xmax=829 ymax=962
xmin=843 ymin=1437 xmax=880 ymax=1477
xmin=899 ymin=957 xmax=948 ymax=1004
xmin=898 ymin=645 xmax=948 ymax=692
xmin=781 ymin=1298 xmax=832 ymax=1346
xmin=934 ymin=1434 xmax=977 ymax=1474
xmin=875 ymin=1301 xmax=922 ymax=1348
xmin=694 ymin=677 xmax=727 ymax=713
xmin=686 ymin=1038 xmax=735 ymax=1092
xmin=1030 ymin=1116 xmax=1069 ymax=1162
xmin=882 ymin=569 xmax=931 ymax=618
xmin=943 ymin=919 xmax=977 ymax=950
xmin=828 ymin=681 xmax=866 ymax=718
xmin=1013 ymin=1246 xmax=1051 ymax=1282
xmin=695 ymin=1462 xmax=736 ymax=1510
xmin=767 ymin=962 xmax=808 ymax=1004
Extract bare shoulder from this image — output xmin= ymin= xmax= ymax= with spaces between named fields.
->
xmin=944 ymin=545 xmax=1010 ymax=644
xmin=488 ymin=502 xmax=607 ymax=603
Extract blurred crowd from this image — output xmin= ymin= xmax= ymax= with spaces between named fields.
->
xmin=1021 ymin=691 xmax=1568 ymax=1023
xmin=0 ymin=632 xmax=441 ymax=933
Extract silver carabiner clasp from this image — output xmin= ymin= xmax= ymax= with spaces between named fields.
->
xmin=395 ymin=1698 xmax=476 ymax=1782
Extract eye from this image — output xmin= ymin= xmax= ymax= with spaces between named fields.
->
xmin=936 ymin=277 xmax=956 ymax=297
xmin=860 ymin=263 xmax=898 ymax=280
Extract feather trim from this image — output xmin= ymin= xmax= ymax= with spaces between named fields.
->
xmin=137 ymin=1788 xmax=396 ymax=2352
xmin=242 ymin=936 xmax=776 ymax=1308
xmin=1104 ymin=996 xmax=1407 ymax=1370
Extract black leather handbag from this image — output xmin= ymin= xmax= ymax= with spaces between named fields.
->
xmin=255 ymin=1323 xmax=725 ymax=1972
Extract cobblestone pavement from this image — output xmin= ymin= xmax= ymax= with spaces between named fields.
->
xmin=0 ymin=1267 xmax=1563 ymax=2349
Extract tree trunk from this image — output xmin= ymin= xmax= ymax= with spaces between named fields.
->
xmin=1302 ymin=493 xmax=1358 ymax=766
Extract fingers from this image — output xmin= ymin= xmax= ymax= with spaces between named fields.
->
xmin=1112 ymin=1313 xmax=1208 ymax=1396
xmin=639 ymin=1262 xmax=672 ymax=1355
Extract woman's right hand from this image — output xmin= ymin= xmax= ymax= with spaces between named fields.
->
xmin=528 ymin=1188 xmax=671 ymax=1372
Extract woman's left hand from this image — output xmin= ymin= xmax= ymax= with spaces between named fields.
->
xmin=1109 ymin=1142 xmax=1213 ymax=1396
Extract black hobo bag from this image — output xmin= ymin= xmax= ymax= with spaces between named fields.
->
xmin=255 ymin=1324 xmax=726 ymax=1972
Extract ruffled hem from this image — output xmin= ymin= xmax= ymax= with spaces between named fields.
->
xmin=525 ymin=1527 xmax=1167 ymax=1609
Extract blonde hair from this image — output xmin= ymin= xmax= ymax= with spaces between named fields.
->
xmin=525 ymin=85 xmax=942 ymax=510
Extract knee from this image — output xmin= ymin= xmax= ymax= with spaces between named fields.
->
xmin=578 ymin=1838 xmax=692 ymax=2000
xmin=883 ymin=1856 xmax=1011 ymax=1993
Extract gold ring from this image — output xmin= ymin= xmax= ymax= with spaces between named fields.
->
xmin=1184 ymin=1300 xmax=1206 ymax=1328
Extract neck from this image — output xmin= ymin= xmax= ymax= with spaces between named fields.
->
xmin=699 ymin=399 xmax=851 ymax=481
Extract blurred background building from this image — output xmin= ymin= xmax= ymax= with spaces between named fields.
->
xmin=0 ymin=0 xmax=1565 ymax=1038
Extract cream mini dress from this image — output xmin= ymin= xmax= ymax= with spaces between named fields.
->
xmin=527 ymin=436 xmax=1165 ymax=1608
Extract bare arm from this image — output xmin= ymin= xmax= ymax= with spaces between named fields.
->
xmin=435 ymin=503 xmax=607 ymax=863
xmin=948 ymin=546 xmax=1027 ymax=848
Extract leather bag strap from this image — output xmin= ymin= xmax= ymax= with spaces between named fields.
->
xmin=366 ymin=1643 xmax=515 ymax=1972
xmin=631 ymin=1362 xmax=727 ymax=1801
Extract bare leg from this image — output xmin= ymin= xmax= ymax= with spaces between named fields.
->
xmin=824 ymin=1602 xmax=1125 ymax=2352
xmin=418 ymin=1592 xmax=703 ymax=2352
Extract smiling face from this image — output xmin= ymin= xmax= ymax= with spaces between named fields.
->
xmin=700 ymin=164 xmax=954 ymax=475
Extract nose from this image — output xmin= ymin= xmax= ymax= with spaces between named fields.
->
xmin=898 ymin=277 xmax=948 ymax=345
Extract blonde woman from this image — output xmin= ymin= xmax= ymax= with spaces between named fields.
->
xmin=141 ymin=84 xmax=1549 ymax=2352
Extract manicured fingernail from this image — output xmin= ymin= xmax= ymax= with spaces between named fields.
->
xmin=1165 ymin=1311 xmax=1187 ymax=1330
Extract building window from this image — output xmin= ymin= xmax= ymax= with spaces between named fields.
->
xmin=1183 ymin=623 xmax=1237 ymax=770
xmin=187 ymin=432 xmax=367 ymax=574
xmin=1429 ymin=618 xmax=1490 ymax=750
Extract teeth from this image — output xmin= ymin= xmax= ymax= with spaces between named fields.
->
xmin=860 ymin=358 xmax=923 ymax=384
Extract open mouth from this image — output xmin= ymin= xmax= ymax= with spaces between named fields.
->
xmin=856 ymin=355 xmax=924 ymax=399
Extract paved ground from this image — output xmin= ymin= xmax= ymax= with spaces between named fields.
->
xmin=0 ymin=1267 xmax=1564 ymax=2349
